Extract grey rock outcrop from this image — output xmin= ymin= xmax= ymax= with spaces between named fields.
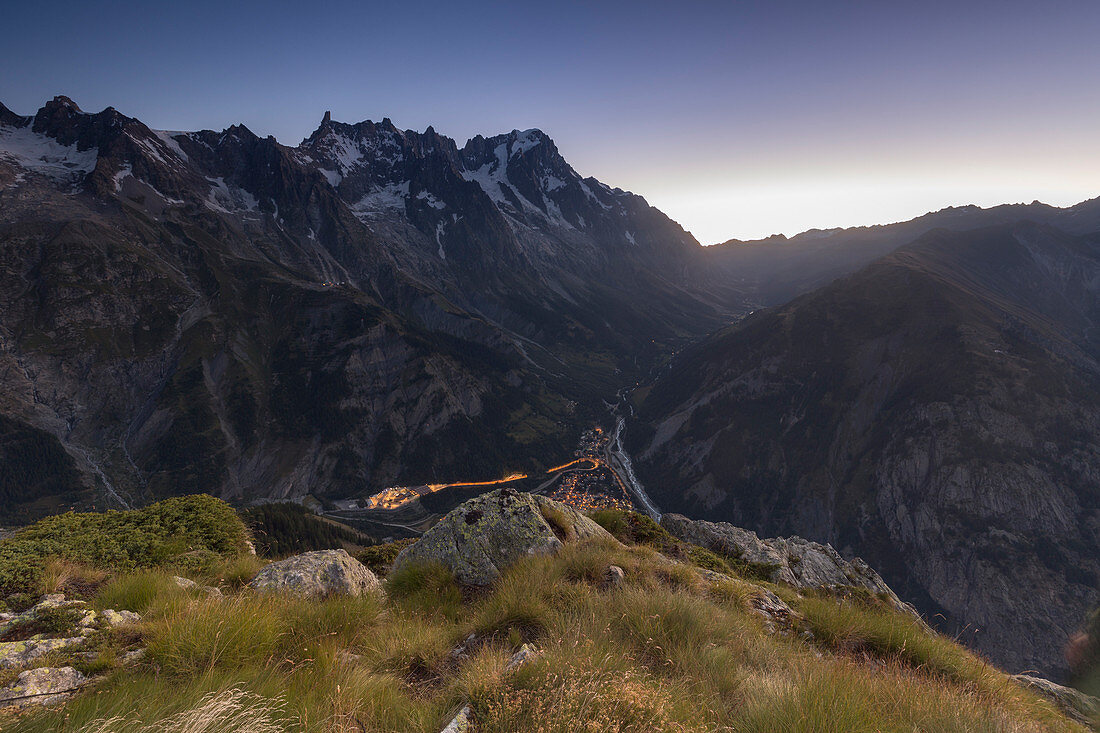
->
xmin=0 ymin=666 xmax=87 ymax=709
xmin=173 ymin=576 xmax=224 ymax=598
xmin=661 ymin=513 xmax=921 ymax=620
xmin=440 ymin=704 xmax=473 ymax=733
xmin=1012 ymin=674 xmax=1099 ymax=726
xmin=393 ymin=488 xmax=615 ymax=586
xmin=249 ymin=549 xmax=383 ymax=597
xmin=101 ymin=609 xmax=141 ymax=627
xmin=602 ymin=565 xmax=625 ymax=589
xmin=0 ymin=637 xmax=85 ymax=669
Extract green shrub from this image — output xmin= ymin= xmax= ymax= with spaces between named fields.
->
xmin=357 ymin=538 xmax=417 ymax=577
xmin=0 ymin=495 xmax=251 ymax=595
xmin=5 ymin=592 xmax=34 ymax=613
xmin=687 ymin=546 xmax=733 ymax=574
xmin=0 ymin=606 xmax=82 ymax=642
xmin=588 ymin=509 xmax=676 ymax=551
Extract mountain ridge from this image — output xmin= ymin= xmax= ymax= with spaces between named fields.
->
xmin=632 ymin=220 xmax=1100 ymax=677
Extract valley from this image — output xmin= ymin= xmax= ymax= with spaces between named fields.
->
xmin=325 ymin=420 xmax=652 ymax=539
xmin=1 ymin=95 xmax=1099 ymax=681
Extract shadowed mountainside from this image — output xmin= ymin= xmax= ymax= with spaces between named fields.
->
xmin=633 ymin=222 xmax=1100 ymax=677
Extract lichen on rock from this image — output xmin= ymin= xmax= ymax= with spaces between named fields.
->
xmin=249 ymin=549 xmax=383 ymax=597
xmin=393 ymin=488 xmax=615 ymax=586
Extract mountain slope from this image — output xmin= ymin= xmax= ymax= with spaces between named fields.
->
xmin=632 ymin=222 xmax=1100 ymax=677
xmin=708 ymin=199 xmax=1100 ymax=307
xmin=0 ymin=96 xmax=728 ymax=519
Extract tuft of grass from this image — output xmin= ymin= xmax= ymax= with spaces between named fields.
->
xmin=798 ymin=595 xmax=984 ymax=684
xmin=81 ymin=686 xmax=291 ymax=733
xmin=471 ymin=657 xmax=706 ymax=733
xmin=38 ymin=558 xmax=109 ymax=598
xmin=146 ymin=596 xmax=286 ymax=675
xmin=207 ymin=553 xmax=265 ymax=589
xmin=386 ymin=561 xmax=464 ymax=619
xmin=539 ymin=504 xmax=574 ymax=541
xmin=95 ymin=571 xmax=187 ymax=614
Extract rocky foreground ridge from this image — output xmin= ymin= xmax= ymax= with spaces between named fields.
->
xmin=0 ymin=491 xmax=1093 ymax=730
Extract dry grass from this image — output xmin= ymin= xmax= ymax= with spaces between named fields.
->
xmin=81 ymin=686 xmax=289 ymax=732
xmin=1 ymin=541 xmax=1086 ymax=733
xmin=38 ymin=558 xmax=108 ymax=598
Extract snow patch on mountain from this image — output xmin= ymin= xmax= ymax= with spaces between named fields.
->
xmin=322 ymin=133 xmax=364 ymax=174
xmin=435 ymin=221 xmax=447 ymax=260
xmin=152 ymin=131 xmax=190 ymax=163
xmin=350 ymin=181 xmax=410 ymax=220
xmin=0 ymin=125 xmax=98 ymax=181
xmin=541 ymin=173 xmax=567 ymax=192
xmin=416 ymin=190 xmax=446 ymax=209
xmin=462 ymin=143 xmax=542 ymax=216
xmin=580 ymin=180 xmax=612 ymax=211
xmin=509 ymin=129 xmax=543 ymax=158
xmin=113 ymin=165 xmax=132 ymax=192
xmin=543 ymin=196 xmax=573 ymax=230
xmin=206 ymin=177 xmax=260 ymax=214
xmin=128 ymin=131 xmax=186 ymax=170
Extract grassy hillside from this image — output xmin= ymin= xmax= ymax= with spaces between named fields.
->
xmin=0 ymin=505 xmax=1085 ymax=731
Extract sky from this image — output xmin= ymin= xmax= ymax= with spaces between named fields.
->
xmin=4 ymin=0 xmax=1100 ymax=243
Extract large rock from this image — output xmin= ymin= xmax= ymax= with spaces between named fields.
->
xmin=661 ymin=513 xmax=921 ymax=619
xmin=1012 ymin=674 xmax=1100 ymax=726
xmin=0 ymin=637 xmax=85 ymax=669
xmin=0 ymin=666 xmax=87 ymax=709
xmin=249 ymin=549 xmax=382 ymax=597
xmin=393 ymin=488 xmax=615 ymax=586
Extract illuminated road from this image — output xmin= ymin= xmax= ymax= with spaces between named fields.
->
xmin=357 ymin=420 xmax=659 ymax=519
xmin=365 ymin=472 xmax=529 ymax=510
xmin=534 ymin=458 xmax=600 ymax=492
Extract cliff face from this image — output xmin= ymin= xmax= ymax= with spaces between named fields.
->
xmin=633 ymin=223 xmax=1100 ymax=677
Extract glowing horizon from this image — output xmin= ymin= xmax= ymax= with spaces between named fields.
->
xmin=6 ymin=0 xmax=1099 ymax=244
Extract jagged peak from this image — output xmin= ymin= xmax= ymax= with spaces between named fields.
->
xmin=46 ymin=95 xmax=83 ymax=113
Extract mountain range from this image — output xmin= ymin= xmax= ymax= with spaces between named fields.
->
xmin=2 ymin=95 xmax=1099 ymax=678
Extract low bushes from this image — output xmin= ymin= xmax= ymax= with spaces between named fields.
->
xmin=0 ymin=495 xmax=252 ymax=595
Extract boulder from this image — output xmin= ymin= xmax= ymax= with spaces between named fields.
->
xmin=0 ymin=666 xmax=86 ymax=709
xmin=661 ymin=514 xmax=922 ymax=620
xmin=101 ymin=609 xmax=141 ymax=627
xmin=392 ymin=488 xmax=615 ymax=586
xmin=173 ymin=576 xmax=224 ymax=598
xmin=602 ymin=565 xmax=625 ymax=589
xmin=1012 ymin=674 xmax=1099 ymax=726
xmin=249 ymin=549 xmax=382 ymax=598
xmin=0 ymin=637 xmax=85 ymax=669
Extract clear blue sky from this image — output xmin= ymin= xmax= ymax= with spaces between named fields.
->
xmin=5 ymin=0 xmax=1100 ymax=242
